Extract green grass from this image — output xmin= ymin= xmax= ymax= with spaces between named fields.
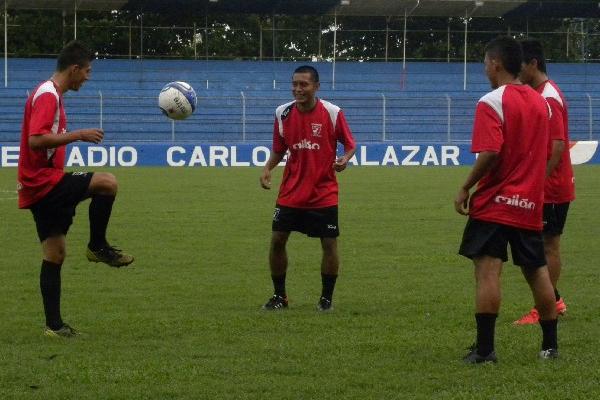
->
xmin=0 ymin=165 xmax=599 ymax=399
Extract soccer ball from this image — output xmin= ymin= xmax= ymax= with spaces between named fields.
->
xmin=158 ymin=81 xmax=197 ymax=120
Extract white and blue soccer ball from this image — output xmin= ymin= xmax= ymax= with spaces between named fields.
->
xmin=158 ymin=81 xmax=197 ymax=120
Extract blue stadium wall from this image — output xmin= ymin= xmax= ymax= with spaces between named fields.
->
xmin=1 ymin=59 xmax=599 ymax=167
xmin=1 ymin=142 xmax=598 ymax=167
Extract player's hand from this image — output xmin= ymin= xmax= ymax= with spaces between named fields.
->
xmin=77 ymin=128 xmax=104 ymax=144
xmin=454 ymin=187 xmax=470 ymax=215
xmin=333 ymin=156 xmax=349 ymax=172
xmin=260 ymin=168 xmax=272 ymax=190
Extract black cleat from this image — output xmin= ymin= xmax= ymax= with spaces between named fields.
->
xmin=539 ymin=348 xmax=559 ymax=359
xmin=317 ymin=296 xmax=333 ymax=312
xmin=262 ymin=294 xmax=288 ymax=310
xmin=463 ymin=345 xmax=498 ymax=364
xmin=87 ymin=245 xmax=134 ymax=267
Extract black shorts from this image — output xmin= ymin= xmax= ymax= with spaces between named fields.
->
xmin=30 ymin=172 xmax=94 ymax=242
xmin=272 ymin=204 xmax=339 ymax=238
xmin=543 ymin=203 xmax=570 ymax=237
xmin=459 ymin=218 xmax=546 ymax=269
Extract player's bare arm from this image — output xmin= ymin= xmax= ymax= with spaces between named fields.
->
xmin=260 ymin=151 xmax=286 ymax=189
xmin=333 ymin=148 xmax=356 ymax=172
xmin=28 ymin=128 xmax=104 ymax=150
xmin=454 ymin=151 xmax=498 ymax=215
xmin=546 ymin=139 xmax=565 ymax=177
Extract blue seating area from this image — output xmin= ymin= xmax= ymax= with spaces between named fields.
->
xmin=0 ymin=59 xmax=598 ymax=143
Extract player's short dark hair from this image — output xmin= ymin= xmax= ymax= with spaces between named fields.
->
xmin=521 ymin=39 xmax=547 ymax=74
xmin=484 ymin=36 xmax=522 ymax=78
xmin=293 ymin=65 xmax=319 ymax=82
xmin=57 ymin=40 xmax=94 ymax=71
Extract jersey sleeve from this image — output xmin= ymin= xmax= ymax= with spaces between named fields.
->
xmin=546 ymin=97 xmax=566 ymax=141
xmin=471 ymin=102 xmax=503 ymax=153
xmin=272 ymin=118 xmax=288 ymax=153
xmin=335 ymin=110 xmax=356 ymax=152
xmin=29 ymin=92 xmax=59 ymax=136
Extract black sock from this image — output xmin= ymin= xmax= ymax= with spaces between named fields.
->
xmin=40 ymin=260 xmax=63 ymax=330
xmin=88 ymin=194 xmax=115 ymax=250
xmin=271 ymin=274 xmax=286 ymax=297
xmin=554 ymin=288 xmax=561 ymax=302
xmin=475 ymin=313 xmax=497 ymax=356
xmin=321 ymin=273 xmax=338 ymax=300
xmin=540 ymin=319 xmax=558 ymax=350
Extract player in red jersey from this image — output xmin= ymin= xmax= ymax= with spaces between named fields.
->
xmin=514 ymin=40 xmax=576 ymax=325
xmin=259 ymin=65 xmax=356 ymax=311
xmin=18 ymin=40 xmax=133 ymax=338
xmin=454 ymin=37 xmax=558 ymax=363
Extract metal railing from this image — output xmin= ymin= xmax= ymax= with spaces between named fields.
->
xmin=0 ymin=92 xmax=597 ymax=143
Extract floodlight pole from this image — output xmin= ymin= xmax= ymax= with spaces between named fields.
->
xmin=385 ymin=17 xmax=389 ymax=63
xmin=128 ymin=22 xmax=132 ymax=59
xmin=402 ymin=9 xmax=407 ymax=70
xmin=193 ymin=22 xmax=197 ymax=60
xmin=74 ymin=1 xmax=77 ymax=39
xmin=4 ymin=0 xmax=7 ymax=88
xmin=259 ymin=25 xmax=263 ymax=61
xmin=447 ymin=23 xmax=450 ymax=63
xmin=140 ymin=13 xmax=143 ymax=59
xmin=463 ymin=9 xmax=468 ymax=91
xmin=332 ymin=10 xmax=337 ymax=90
xmin=402 ymin=1 xmax=419 ymax=70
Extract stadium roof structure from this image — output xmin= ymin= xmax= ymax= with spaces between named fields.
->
xmin=121 ymin=0 xmax=526 ymax=17
xmin=124 ymin=0 xmax=600 ymax=19
xmin=3 ymin=0 xmax=127 ymax=11
xmin=5 ymin=0 xmax=600 ymax=18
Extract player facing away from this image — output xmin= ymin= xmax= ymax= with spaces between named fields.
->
xmin=17 ymin=40 xmax=134 ymax=338
xmin=514 ymin=39 xmax=575 ymax=325
xmin=454 ymin=37 xmax=558 ymax=363
xmin=259 ymin=65 xmax=356 ymax=312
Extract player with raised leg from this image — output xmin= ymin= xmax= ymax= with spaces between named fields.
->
xmin=260 ymin=65 xmax=356 ymax=312
xmin=18 ymin=40 xmax=134 ymax=338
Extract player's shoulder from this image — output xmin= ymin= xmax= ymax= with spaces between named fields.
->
xmin=540 ymin=80 xmax=564 ymax=108
xmin=478 ymin=85 xmax=506 ymax=105
xmin=275 ymin=100 xmax=296 ymax=120
xmin=32 ymin=80 xmax=59 ymax=105
xmin=477 ymin=86 xmax=507 ymax=121
xmin=318 ymin=98 xmax=341 ymax=113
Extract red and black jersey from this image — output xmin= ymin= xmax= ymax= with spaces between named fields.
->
xmin=18 ymin=80 xmax=67 ymax=209
xmin=272 ymin=99 xmax=356 ymax=208
xmin=469 ymin=84 xmax=550 ymax=231
xmin=536 ymin=80 xmax=575 ymax=204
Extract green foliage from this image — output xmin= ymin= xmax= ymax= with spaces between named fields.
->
xmin=0 ymin=166 xmax=599 ymax=399
xmin=1 ymin=9 xmax=599 ymax=61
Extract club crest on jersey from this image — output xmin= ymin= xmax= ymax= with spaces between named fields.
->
xmin=311 ymin=123 xmax=322 ymax=137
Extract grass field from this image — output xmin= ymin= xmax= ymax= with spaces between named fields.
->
xmin=0 ymin=165 xmax=599 ymax=399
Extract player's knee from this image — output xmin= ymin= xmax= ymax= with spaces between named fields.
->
xmin=271 ymin=234 xmax=288 ymax=251
xmin=320 ymin=238 xmax=337 ymax=253
xmin=93 ymin=173 xmax=118 ymax=195
xmin=45 ymin=247 xmax=66 ymax=264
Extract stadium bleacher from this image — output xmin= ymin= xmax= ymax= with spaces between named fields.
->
xmin=1 ymin=59 xmax=598 ymax=143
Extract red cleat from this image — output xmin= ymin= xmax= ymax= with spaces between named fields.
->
xmin=514 ymin=299 xmax=567 ymax=325
xmin=514 ymin=308 xmax=539 ymax=325
xmin=556 ymin=298 xmax=567 ymax=315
